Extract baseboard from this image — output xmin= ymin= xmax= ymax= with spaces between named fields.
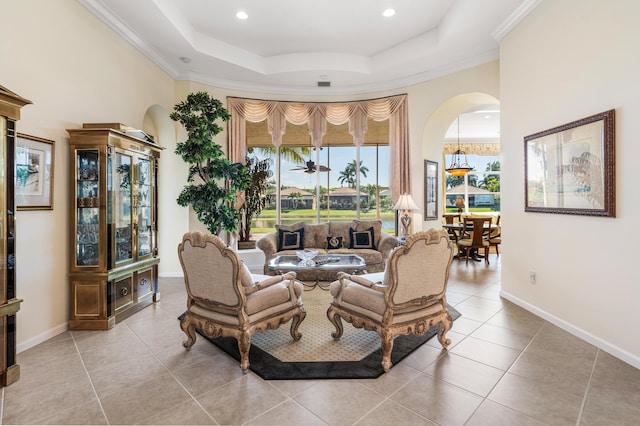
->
xmin=500 ymin=290 xmax=640 ymax=370
xmin=17 ymin=322 xmax=68 ymax=354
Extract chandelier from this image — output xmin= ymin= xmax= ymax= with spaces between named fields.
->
xmin=446 ymin=116 xmax=473 ymax=177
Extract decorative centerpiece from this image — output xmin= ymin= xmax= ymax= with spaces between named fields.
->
xmin=296 ymin=249 xmax=318 ymax=266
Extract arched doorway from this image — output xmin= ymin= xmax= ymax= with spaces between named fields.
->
xmin=421 ymin=93 xmax=500 ymax=225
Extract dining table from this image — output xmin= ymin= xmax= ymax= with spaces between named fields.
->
xmin=443 ymin=221 xmax=499 ymax=260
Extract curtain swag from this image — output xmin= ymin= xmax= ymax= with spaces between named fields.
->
xmin=227 ymin=95 xmax=411 ymax=201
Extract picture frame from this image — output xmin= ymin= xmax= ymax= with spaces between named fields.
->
xmin=524 ymin=109 xmax=615 ymax=217
xmin=15 ymin=133 xmax=54 ymax=210
xmin=424 ymin=159 xmax=438 ymax=220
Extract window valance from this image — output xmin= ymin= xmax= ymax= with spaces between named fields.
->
xmin=227 ymin=95 xmax=410 ymax=200
xmin=443 ymin=142 xmax=501 ymax=156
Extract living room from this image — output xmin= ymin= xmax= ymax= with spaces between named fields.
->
xmin=0 ymin=0 xmax=638 ymax=423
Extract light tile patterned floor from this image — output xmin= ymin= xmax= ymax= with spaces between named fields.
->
xmin=3 ymin=255 xmax=640 ymax=425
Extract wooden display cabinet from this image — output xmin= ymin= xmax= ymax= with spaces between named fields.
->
xmin=67 ymin=124 xmax=162 ymax=330
xmin=0 ymin=85 xmax=31 ymax=386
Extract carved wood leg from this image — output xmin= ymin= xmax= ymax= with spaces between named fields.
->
xmin=381 ymin=330 xmax=394 ymax=372
xmin=180 ymin=316 xmax=196 ymax=350
xmin=326 ymin=306 xmax=344 ymax=339
xmin=289 ymin=310 xmax=305 ymax=341
xmin=437 ymin=314 xmax=453 ymax=348
xmin=484 ymin=246 xmax=490 ymax=265
xmin=238 ymin=332 xmax=251 ymax=373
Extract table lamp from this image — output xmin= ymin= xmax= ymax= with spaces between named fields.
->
xmin=393 ymin=194 xmax=420 ymax=241
xmin=455 ymin=197 xmax=465 ymax=214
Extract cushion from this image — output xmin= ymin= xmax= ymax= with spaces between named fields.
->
xmin=349 ymin=227 xmax=376 ymax=249
xmin=277 ymin=228 xmax=304 ymax=251
xmin=353 ymin=220 xmax=382 ymax=248
xmin=328 ymin=222 xmax=353 ymax=245
xmin=303 ymin=223 xmax=330 ymax=248
xmin=326 ymin=235 xmax=344 ymax=250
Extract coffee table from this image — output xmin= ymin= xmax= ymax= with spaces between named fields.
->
xmin=267 ymin=254 xmax=367 ymax=290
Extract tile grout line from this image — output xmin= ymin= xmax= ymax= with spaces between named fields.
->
xmin=575 ymin=348 xmax=600 ymax=426
xmin=460 ymin=293 xmax=547 ymax=424
xmin=69 ymin=331 xmax=111 ymax=425
xmin=121 ymin=320 xmax=220 ymax=425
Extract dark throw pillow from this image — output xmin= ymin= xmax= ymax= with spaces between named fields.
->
xmin=326 ymin=235 xmax=343 ymax=250
xmin=277 ymin=228 xmax=304 ymax=251
xmin=349 ymin=227 xmax=376 ymax=250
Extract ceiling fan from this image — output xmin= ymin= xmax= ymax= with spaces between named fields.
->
xmin=290 ymin=159 xmax=331 ymax=174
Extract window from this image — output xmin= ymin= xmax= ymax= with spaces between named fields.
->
xmin=444 ymin=153 xmax=500 ymax=213
xmin=248 ymin=126 xmax=391 ymax=237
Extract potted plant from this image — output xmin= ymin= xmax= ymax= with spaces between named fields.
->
xmin=170 ymin=92 xmax=249 ymax=235
xmin=238 ymin=155 xmax=273 ymax=249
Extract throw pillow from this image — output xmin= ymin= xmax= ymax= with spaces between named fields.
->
xmin=278 ymin=228 xmax=304 ymax=251
xmin=326 ymin=235 xmax=343 ymax=250
xmin=349 ymin=227 xmax=376 ymax=250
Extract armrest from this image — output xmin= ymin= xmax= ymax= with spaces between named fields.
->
xmin=244 ymin=271 xmax=297 ymax=295
xmin=377 ymin=233 xmax=399 ymax=261
xmin=256 ymin=233 xmax=278 ymax=256
xmin=337 ymin=272 xmax=382 ymax=288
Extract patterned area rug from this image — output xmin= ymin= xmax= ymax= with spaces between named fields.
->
xmin=182 ymin=286 xmax=460 ymax=380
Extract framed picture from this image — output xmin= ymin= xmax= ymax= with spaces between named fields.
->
xmin=16 ymin=133 xmax=55 ymax=210
xmin=424 ymin=159 xmax=438 ymax=220
xmin=524 ymin=109 xmax=615 ymax=217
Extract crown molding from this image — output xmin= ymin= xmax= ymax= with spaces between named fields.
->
xmin=79 ymin=0 xmax=180 ymax=78
xmin=491 ymin=0 xmax=543 ymax=42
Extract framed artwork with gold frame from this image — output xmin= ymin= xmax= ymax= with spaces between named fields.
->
xmin=16 ymin=133 xmax=54 ymax=210
xmin=524 ymin=110 xmax=615 ymax=217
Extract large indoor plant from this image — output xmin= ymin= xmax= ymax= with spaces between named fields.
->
xmin=238 ymin=155 xmax=273 ymax=248
xmin=170 ymin=92 xmax=249 ymax=235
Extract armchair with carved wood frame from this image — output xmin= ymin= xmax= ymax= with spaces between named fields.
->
xmin=178 ymin=232 xmax=306 ymax=373
xmin=326 ymin=229 xmax=454 ymax=372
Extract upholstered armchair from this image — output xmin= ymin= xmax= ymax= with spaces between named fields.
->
xmin=177 ymin=232 xmax=306 ymax=373
xmin=326 ymin=229 xmax=455 ymax=372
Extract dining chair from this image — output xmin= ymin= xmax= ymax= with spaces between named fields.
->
xmin=456 ymin=216 xmax=492 ymax=265
xmin=442 ymin=213 xmax=462 ymax=244
xmin=489 ymin=215 xmax=501 ymax=255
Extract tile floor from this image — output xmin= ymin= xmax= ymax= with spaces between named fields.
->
xmin=3 ymin=255 xmax=640 ymax=425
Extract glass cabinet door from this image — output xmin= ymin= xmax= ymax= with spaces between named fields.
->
xmin=75 ymin=150 xmax=100 ymax=267
xmin=113 ymin=152 xmax=133 ymax=264
xmin=137 ymin=157 xmax=152 ymax=258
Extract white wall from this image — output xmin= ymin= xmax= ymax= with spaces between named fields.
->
xmin=500 ymin=0 xmax=639 ymax=367
xmin=0 ymin=0 xmax=177 ymax=350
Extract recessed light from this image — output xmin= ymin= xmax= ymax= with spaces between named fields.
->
xmin=236 ymin=11 xmax=248 ymax=20
xmin=383 ymin=8 xmax=395 ymax=17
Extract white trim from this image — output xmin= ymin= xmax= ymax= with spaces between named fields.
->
xmin=17 ymin=322 xmax=68 ymax=354
xmin=500 ymin=290 xmax=640 ymax=369
xmin=491 ymin=0 xmax=543 ymax=41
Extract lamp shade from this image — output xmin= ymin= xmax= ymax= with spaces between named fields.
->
xmin=393 ymin=194 xmax=419 ymax=211
xmin=455 ymin=197 xmax=465 ymax=208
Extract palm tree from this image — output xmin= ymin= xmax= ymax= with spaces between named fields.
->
xmin=248 ymin=146 xmax=312 ymax=165
xmin=287 ymin=191 xmax=302 ymax=209
xmin=338 ymin=160 xmax=369 ymax=188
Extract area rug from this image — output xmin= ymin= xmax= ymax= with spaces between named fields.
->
xmin=180 ymin=287 xmax=460 ymax=380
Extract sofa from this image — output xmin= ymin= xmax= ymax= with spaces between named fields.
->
xmin=257 ymin=220 xmax=399 ymax=281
